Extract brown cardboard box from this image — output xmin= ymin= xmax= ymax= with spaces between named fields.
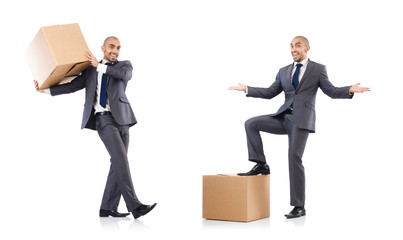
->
xmin=203 ymin=174 xmax=270 ymax=222
xmin=26 ymin=23 xmax=90 ymax=90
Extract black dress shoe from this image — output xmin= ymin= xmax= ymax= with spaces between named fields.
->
xmin=131 ymin=203 xmax=157 ymax=219
xmin=99 ymin=209 xmax=130 ymax=217
xmin=237 ymin=163 xmax=270 ymax=176
xmin=285 ymin=206 xmax=306 ymax=219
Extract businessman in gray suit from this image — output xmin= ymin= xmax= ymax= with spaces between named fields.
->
xmin=229 ymin=36 xmax=370 ymax=218
xmin=35 ymin=36 xmax=156 ymax=219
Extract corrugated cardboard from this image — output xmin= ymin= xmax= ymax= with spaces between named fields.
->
xmin=26 ymin=23 xmax=90 ymax=90
xmin=203 ymin=174 xmax=270 ymax=222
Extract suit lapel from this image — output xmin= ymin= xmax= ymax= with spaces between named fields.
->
xmin=286 ymin=63 xmax=293 ymax=88
xmin=296 ymin=59 xmax=314 ymax=91
xmin=89 ymin=67 xmax=98 ymax=96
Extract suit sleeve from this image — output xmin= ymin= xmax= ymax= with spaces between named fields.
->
xmin=106 ymin=61 xmax=133 ymax=82
xmin=49 ymin=67 xmax=89 ymax=96
xmin=246 ymin=70 xmax=283 ymax=99
xmin=319 ymin=66 xmax=353 ymax=99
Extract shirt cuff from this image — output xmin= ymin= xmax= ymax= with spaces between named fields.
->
xmin=245 ymin=86 xmax=248 ymax=95
xmin=44 ymin=88 xmax=51 ymax=95
xmin=97 ymin=64 xmax=108 ymax=74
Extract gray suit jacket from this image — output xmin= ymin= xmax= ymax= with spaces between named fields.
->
xmin=247 ymin=59 xmax=353 ymax=133
xmin=50 ymin=60 xmax=137 ymax=130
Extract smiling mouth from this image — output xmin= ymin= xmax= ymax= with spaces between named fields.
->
xmin=110 ymin=53 xmax=117 ymax=59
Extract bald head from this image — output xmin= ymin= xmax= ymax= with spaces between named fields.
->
xmin=293 ymin=36 xmax=309 ymax=47
xmin=103 ymin=36 xmax=120 ymax=46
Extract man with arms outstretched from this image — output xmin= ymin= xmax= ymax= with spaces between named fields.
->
xmin=229 ymin=36 xmax=370 ymax=218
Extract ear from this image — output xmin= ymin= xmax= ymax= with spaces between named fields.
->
xmin=305 ymin=46 xmax=310 ymax=53
xmin=101 ymin=45 xmax=105 ymax=52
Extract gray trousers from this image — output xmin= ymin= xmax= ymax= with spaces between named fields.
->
xmin=245 ymin=112 xmax=309 ymax=207
xmin=96 ymin=114 xmax=141 ymax=212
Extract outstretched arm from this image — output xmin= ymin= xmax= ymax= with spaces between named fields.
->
xmin=319 ymin=66 xmax=370 ymax=98
xmin=230 ymin=70 xmax=283 ymax=99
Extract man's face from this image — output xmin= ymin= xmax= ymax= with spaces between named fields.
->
xmin=102 ymin=38 xmax=121 ymax=62
xmin=290 ymin=37 xmax=310 ymax=62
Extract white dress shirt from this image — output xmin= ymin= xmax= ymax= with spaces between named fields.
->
xmin=291 ymin=57 xmax=309 ymax=84
xmin=94 ymin=59 xmax=111 ymax=114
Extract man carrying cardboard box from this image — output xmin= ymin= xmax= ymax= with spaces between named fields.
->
xmin=34 ymin=36 xmax=156 ymax=219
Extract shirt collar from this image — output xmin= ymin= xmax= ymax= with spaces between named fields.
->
xmin=101 ymin=59 xmax=117 ymax=65
xmin=294 ymin=58 xmax=309 ymax=67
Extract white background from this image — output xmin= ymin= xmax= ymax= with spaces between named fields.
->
xmin=1 ymin=0 xmax=402 ymax=239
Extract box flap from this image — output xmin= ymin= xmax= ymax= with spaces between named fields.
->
xmin=66 ymin=61 xmax=90 ymax=77
xmin=58 ymin=76 xmax=76 ymax=85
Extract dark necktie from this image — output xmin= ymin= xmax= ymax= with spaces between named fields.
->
xmin=290 ymin=63 xmax=302 ymax=110
xmin=100 ymin=62 xmax=112 ymax=108
xmin=292 ymin=63 xmax=303 ymax=89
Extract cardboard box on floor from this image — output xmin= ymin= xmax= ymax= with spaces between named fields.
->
xmin=26 ymin=23 xmax=90 ymax=90
xmin=203 ymin=174 xmax=270 ymax=222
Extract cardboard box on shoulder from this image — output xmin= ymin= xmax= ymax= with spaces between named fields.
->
xmin=203 ymin=174 xmax=270 ymax=222
xmin=26 ymin=23 xmax=90 ymax=90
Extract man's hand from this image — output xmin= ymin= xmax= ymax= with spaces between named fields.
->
xmin=228 ymin=83 xmax=247 ymax=93
xmin=86 ymin=51 xmax=99 ymax=68
xmin=349 ymin=83 xmax=371 ymax=94
xmin=34 ymin=80 xmax=44 ymax=93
